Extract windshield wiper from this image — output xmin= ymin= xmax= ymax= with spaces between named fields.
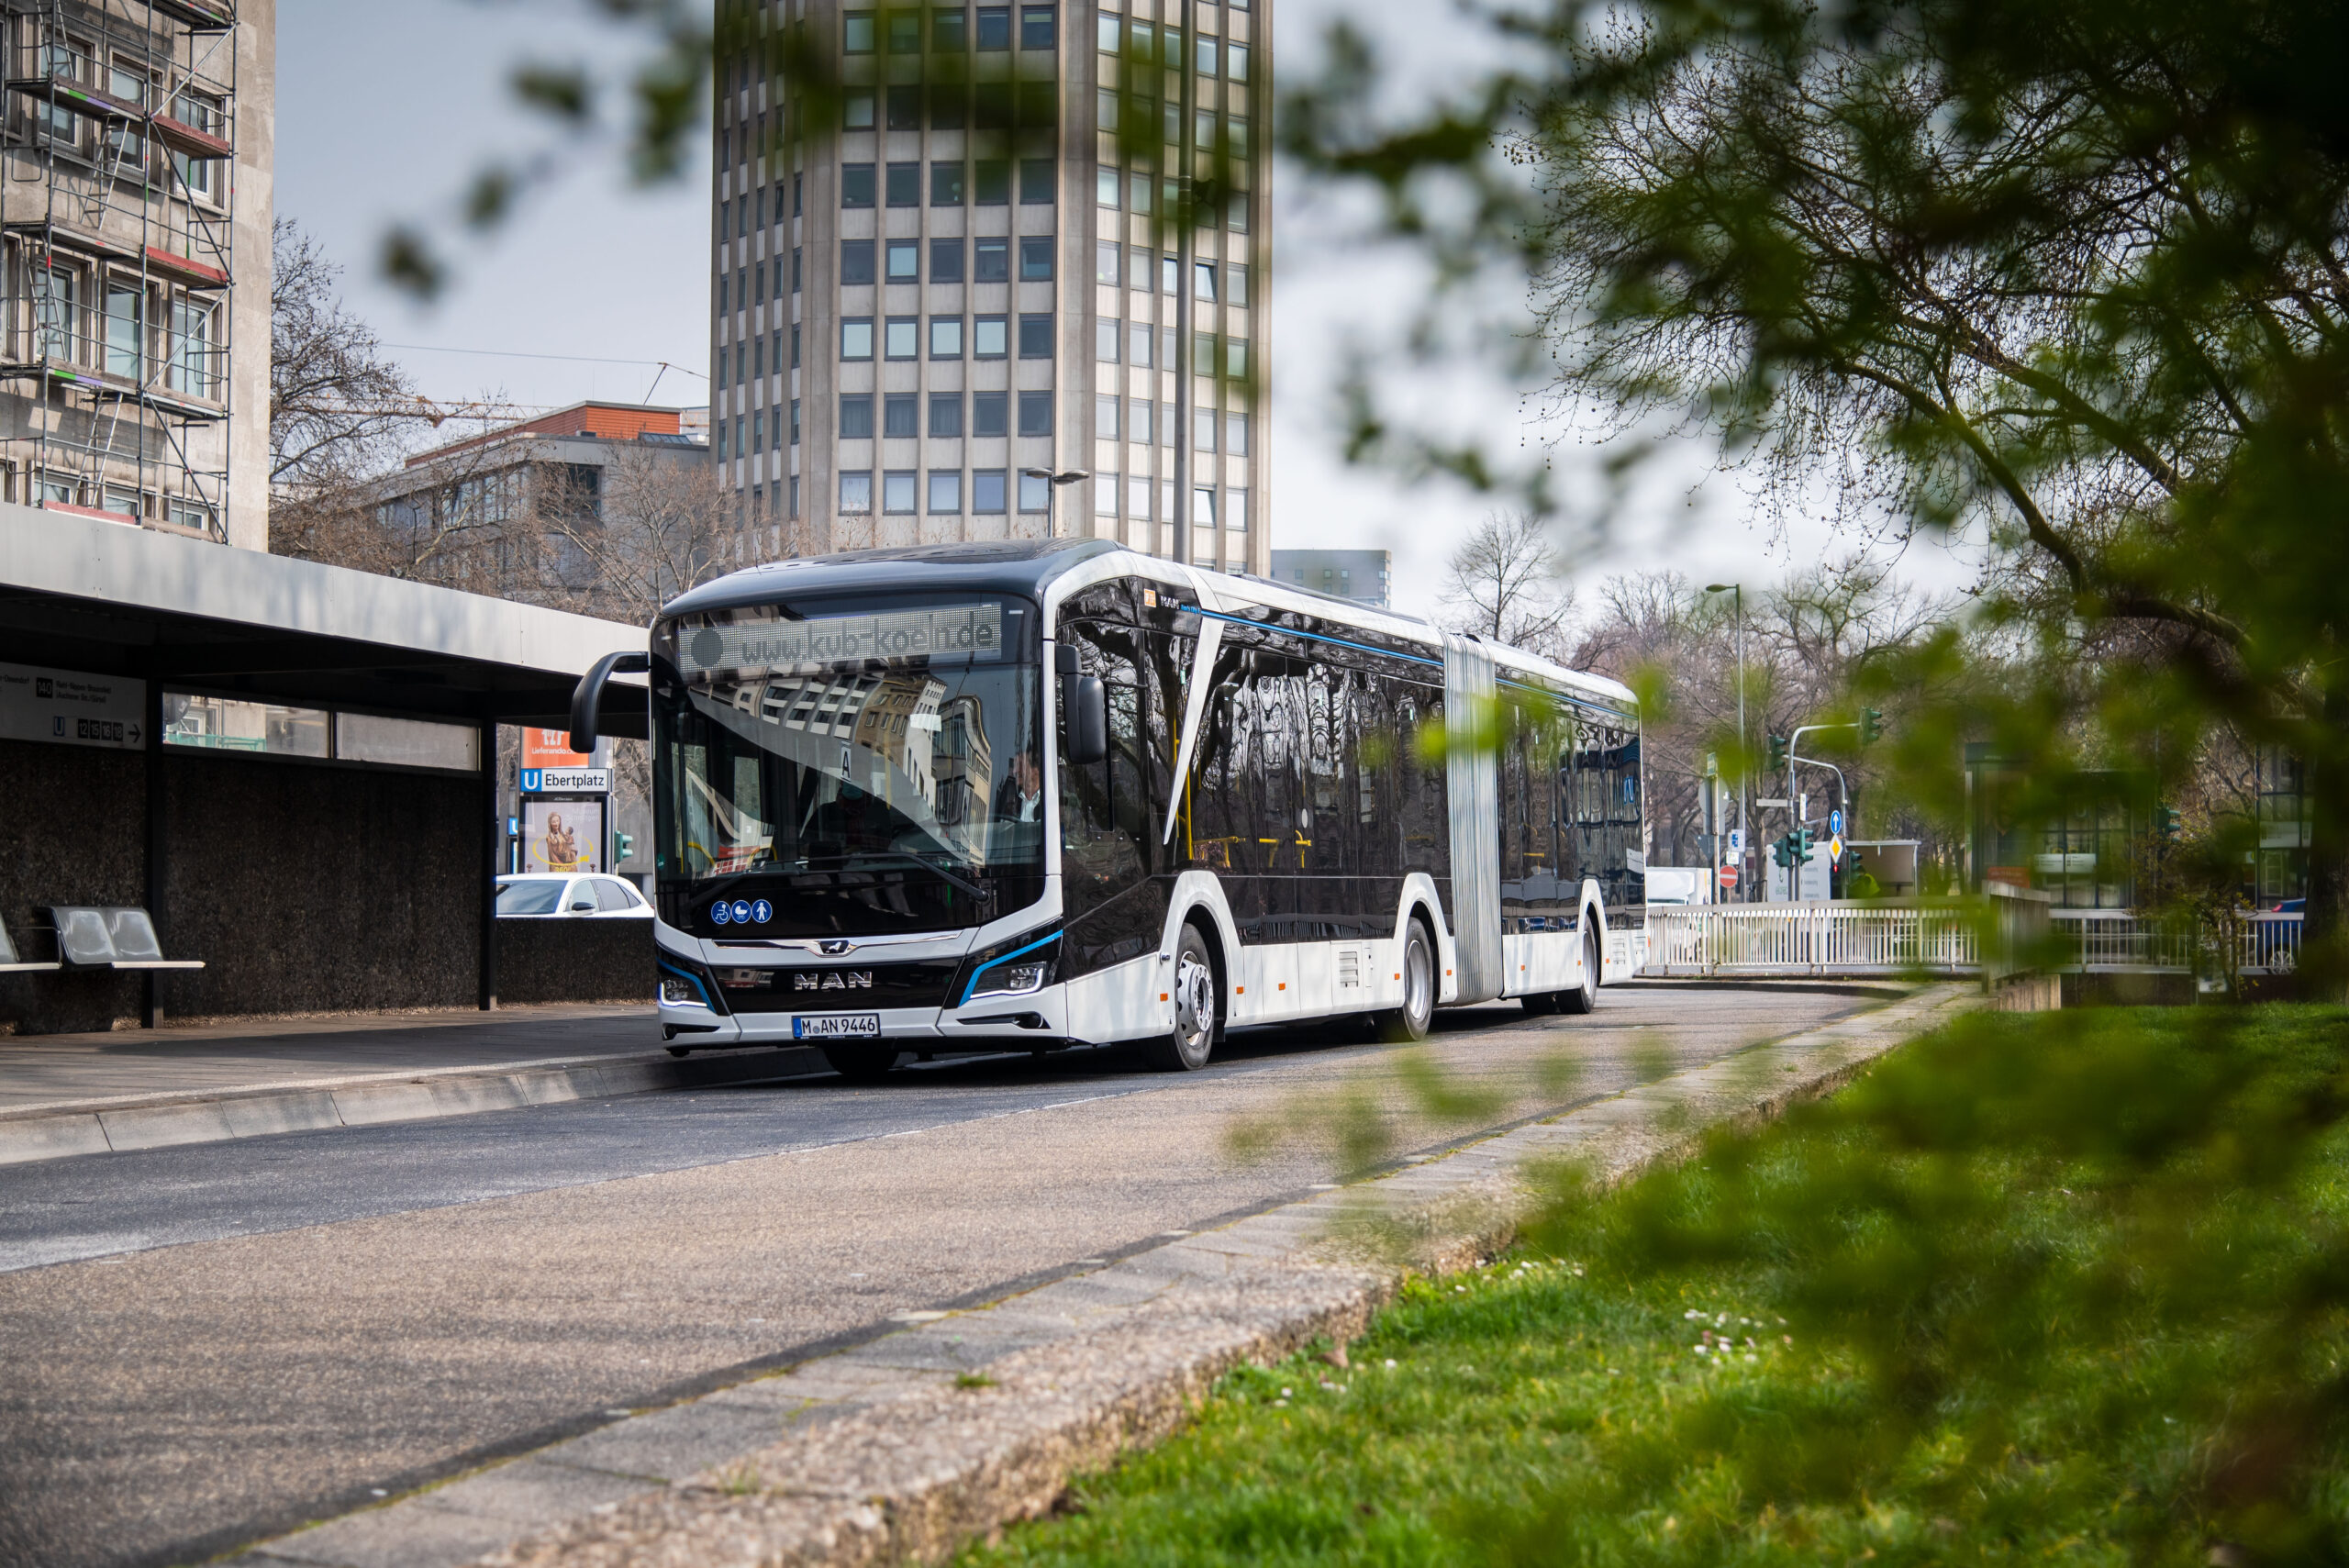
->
xmin=804 ymin=852 xmax=989 ymax=902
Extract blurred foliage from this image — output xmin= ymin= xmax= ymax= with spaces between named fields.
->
xmin=971 ymin=1008 xmax=2349 ymax=1568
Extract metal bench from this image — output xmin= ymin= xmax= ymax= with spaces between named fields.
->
xmin=46 ymin=907 xmax=205 ymax=972
xmin=0 ymin=921 xmax=61 ymax=973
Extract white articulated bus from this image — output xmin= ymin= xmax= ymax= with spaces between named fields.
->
xmin=570 ymin=539 xmax=1648 ymax=1080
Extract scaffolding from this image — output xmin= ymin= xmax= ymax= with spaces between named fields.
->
xmin=0 ymin=0 xmax=235 ymax=540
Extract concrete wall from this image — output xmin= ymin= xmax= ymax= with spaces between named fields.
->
xmin=0 ymin=739 xmax=483 ymax=1033
xmin=497 ymin=920 xmax=654 ymax=1006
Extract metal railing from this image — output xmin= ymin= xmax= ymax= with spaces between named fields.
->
xmin=1642 ymin=901 xmax=2302 ymax=978
xmin=2049 ymin=908 xmax=2301 ymax=974
xmin=1642 ymin=902 xmax=1983 ymax=977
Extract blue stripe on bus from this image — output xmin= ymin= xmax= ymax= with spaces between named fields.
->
xmin=1181 ymin=606 xmax=1444 ymax=667
xmin=959 ymin=931 xmax=1063 ymax=1006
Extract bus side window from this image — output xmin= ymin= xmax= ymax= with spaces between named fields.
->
xmin=1057 ymin=619 xmax=1149 ymax=921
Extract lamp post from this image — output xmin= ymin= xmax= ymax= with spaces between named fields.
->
xmin=1703 ymin=583 xmax=1748 ymax=902
xmin=1021 ymin=468 xmax=1090 ymax=539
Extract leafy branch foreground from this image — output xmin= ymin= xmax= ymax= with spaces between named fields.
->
xmin=968 ymin=1008 xmax=2349 ymax=1566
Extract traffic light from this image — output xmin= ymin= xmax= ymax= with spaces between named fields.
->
xmin=1860 ymin=707 xmax=1884 ymax=744
xmin=1772 ymin=833 xmax=1798 ymax=869
xmin=614 ymin=831 xmax=635 ymax=861
xmin=2153 ymin=805 xmax=2180 ymax=842
xmin=1794 ymin=826 xmax=1815 ymax=861
xmin=1767 ymin=733 xmax=1789 ymax=772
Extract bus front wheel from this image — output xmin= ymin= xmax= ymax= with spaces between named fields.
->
xmin=1143 ymin=924 xmax=1219 ymax=1072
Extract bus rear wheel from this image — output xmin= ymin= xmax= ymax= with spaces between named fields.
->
xmin=1376 ymin=918 xmax=1436 ymax=1042
xmin=1560 ymin=925 xmax=1600 ymax=1016
xmin=824 ymin=1046 xmax=905 ymax=1083
xmin=1142 ymin=924 xmax=1219 ymax=1072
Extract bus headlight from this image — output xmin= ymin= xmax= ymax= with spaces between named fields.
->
xmin=660 ymin=976 xmax=706 ymax=1006
xmin=969 ymin=961 xmax=1050 ymax=1000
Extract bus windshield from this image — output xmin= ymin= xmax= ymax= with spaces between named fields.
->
xmin=651 ymin=595 xmax=1043 ymax=936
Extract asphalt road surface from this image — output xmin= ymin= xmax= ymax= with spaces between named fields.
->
xmin=0 ymin=981 xmax=1896 ymax=1568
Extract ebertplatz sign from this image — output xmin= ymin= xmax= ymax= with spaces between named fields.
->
xmin=0 ymin=660 xmax=144 ymax=750
xmin=521 ymin=766 xmax=611 ymax=793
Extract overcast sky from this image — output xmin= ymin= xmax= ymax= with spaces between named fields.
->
xmin=276 ymin=0 xmax=1983 ymax=620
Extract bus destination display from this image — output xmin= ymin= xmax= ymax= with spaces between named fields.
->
xmin=681 ymin=603 xmax=1004 ymax=673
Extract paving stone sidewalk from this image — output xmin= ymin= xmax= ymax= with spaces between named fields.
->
xmin=226 ymin=981 xmax=1978 ymax=1568
xmin=0 ymin=1006 xmax=823 ymax=1165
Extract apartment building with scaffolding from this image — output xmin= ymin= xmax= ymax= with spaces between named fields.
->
xmin=711 ymin=0 xmax=1270 ymax=571
xmin=0 ymin=0 xmax=272 ymax=549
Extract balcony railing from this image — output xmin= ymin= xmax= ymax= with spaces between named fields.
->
xmin=1642 ymin=901 xmax=2303 ymax=977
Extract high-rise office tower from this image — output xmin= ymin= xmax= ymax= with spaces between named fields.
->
xmin=709 ymin=0 xmax=1269 ymax=571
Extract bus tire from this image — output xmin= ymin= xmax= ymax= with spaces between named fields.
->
xmin=1560 ymin=924 xmax=1600 ymax=1016
xmin=1375 ymin=917 xmax=1436 ymax=1042
xmin=1520 ymin=991 xmax=1557 ymax=1017
xmin=824 ymin=1046 xmax=905 ymax=1083
xmin=1142 ymin=923 xmax=1219 ymax=1072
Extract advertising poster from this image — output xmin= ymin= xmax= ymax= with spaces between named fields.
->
xmin=522 ymin=727 xmax=594 ymax=770
xmin=523 ymin=797 xmax=605 ymax=874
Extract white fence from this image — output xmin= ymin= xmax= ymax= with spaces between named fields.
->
xmin=1642 ymin=902 xmax=1982 ymax=977
xmin=1643 ymin=902 xmax=2303 ymax=978
xmin=2049 ymin=909 xmax=2301 ymax=975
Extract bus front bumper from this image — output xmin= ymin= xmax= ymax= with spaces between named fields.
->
xmin=656 ymin=986 xmax=1074 ymax=1051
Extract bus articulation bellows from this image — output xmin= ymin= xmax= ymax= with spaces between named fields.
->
xmin=570 ymin=539 xmax=1648 ymax=1080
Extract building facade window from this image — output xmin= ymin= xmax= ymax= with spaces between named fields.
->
xmin=843 ymin=11 xmax=876 ymax=52
xmin=1226 ymin=412 xmax=1250 ymax=455
xmin=883 ymin=394 xmax=918 ymax=439
xmin=841 ymin=317 xmax=874 ymax=359
xmin=930 ymin=315 xmax=964 ymax=358
xmin=974 ymin=159 xmax=1010 ymax=205
xmin=882 ymin=471 xmax=917 ymax=513
xmin=841 ymin=472 xmax=874 ymax=513
xmin=1019 ymin=472 xmax=1050 ymax=513
xmin=931 ymin=161 xmax=966 ymax=206
xmin=841 ymin=239 xmax=875 ymax=284
xmin=930 ymin=237 xmax=965 ymax=283
xmin=974 ymin=316 xmax=1008 ymax=358
xmin=1019 ymin=158 xmax=1054 ymax=204
xmin=1019 ymin=237 xmax=1055 ymax=281
xmin=974 ymin=238 xmax=1010 ymax=281
xmin=973 ymin=469 xmax=1008 ymax=513
xmin=1094 ymin=394 xmax=1118 ymax=439
xmin=1097 ymin=319 xmax=1119 ymax=362
xmin=843 ymin=92 xmax=876 ymax=129
xmin=885 ymin=239 xmax=919 ymax=282
xmin=839 ymin=395 xmax=874 ymax=439
xmin=885 ymin=317 xmax=918 ymax=359
xmin=1020 ymin=5 xmax=1056 ymax=49
xmin=1018 ymin=314 xmax=1052 ymax=358
xmin=928 ymin=471 xmax=963 ymax=513
xmin=973 ymin=391 xmax=1008 ymax=438
xmin=841 ymin=163 xmax=876 ymax=207
xmin=930 ymin=393 xmax=963 ymax=438
xmin=975 ymin=6 xmax=1011 ymax=50
xmin=1018 ymin=390 xmax=1053 ymax=436
xmin=885 ymin=161 xmax=921 ymax=206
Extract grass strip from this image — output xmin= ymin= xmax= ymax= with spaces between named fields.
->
xmin=966 ymin=1005 xmax=2349 ymax=1566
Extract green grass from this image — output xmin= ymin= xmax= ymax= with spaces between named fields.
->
xmin=965 ymin=1006 xmax=2349 ymax=1567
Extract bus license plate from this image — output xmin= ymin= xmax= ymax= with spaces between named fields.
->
xmin=794 ymin=1014 xmax=881 ymax=1040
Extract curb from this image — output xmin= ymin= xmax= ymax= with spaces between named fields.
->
xmin=225 ymin=983 xmax=1979 ymax=1568
xmin=0 ymin=1045 xmax=831 ymax=1167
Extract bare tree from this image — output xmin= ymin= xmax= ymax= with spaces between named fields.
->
xmin=268 ymin=219 xmax=431 ymax=495
xmin=1440 ymin=512 xmax=1574 ymax=656
xmin=541 ymin=441 xmax=736 ymax=625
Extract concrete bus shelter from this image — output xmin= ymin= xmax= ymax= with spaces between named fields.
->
xmin=0 ymin=506 xmax=649 ymax=1035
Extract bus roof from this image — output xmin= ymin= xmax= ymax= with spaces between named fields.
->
xmin=658 ymin=541 xmax=1635 ymax=712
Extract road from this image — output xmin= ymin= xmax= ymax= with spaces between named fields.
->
xmin=0 ymin=981 xmax=1894 ymax=1568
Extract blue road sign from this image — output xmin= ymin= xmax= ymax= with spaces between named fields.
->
xmin=1830 ymin=808 xmax=1844 ymax=836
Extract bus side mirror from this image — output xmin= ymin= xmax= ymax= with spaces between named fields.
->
xmin=568 ymin=651 xmax=651 ymax=753
xmin=1066 ymin=675 xmax=1108 ymax=766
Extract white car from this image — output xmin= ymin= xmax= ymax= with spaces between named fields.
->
xmin=495 ymin=873 xmax=654 ymax=919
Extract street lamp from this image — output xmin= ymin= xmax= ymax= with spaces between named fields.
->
xmin=1022 ymin=468 xmax=1090 ymax=539
xmin=1703 ymin=583 xmax=1749 ymax=902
